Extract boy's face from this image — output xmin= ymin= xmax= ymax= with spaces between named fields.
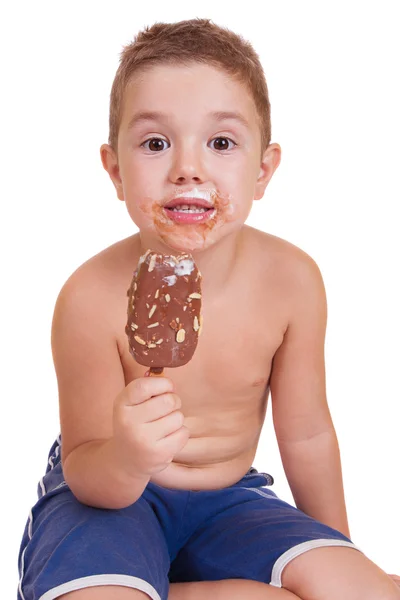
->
xmin=101 ymin=63 xmax=280 ymax=253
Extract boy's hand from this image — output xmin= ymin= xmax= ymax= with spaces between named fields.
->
xmin=112 ymin=376 xmax=190 ymax=478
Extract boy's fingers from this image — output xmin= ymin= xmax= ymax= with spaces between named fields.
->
xmin=150 ymin=411 xmax=185 ymax=441
xmin=135 ymin=393 xmax=181 ymax=424
xmin=123 ymin=376 xmax=174 ymax=405
xmin=156 ymin=424 xmax=190 ymax=451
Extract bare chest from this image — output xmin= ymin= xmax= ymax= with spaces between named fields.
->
xmin=120 ymin=285 xmax=287 ymax=429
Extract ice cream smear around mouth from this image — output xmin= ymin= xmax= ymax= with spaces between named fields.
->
xmin=138 ymin=186 xmax=235 ymax=251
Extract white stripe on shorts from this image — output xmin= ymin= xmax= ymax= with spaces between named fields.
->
xmin=269 ymin=538 xmax=362 ymax=587
xmin=18 ymin=546 xmax=27 ymax=600
xmin=39 ymin=574 xmax=162 ymax=600
xmin=242 ymin=487 xmax=362 ymax=587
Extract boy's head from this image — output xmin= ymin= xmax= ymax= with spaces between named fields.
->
xmin=101 ymin=18 xmax=281 ymax=253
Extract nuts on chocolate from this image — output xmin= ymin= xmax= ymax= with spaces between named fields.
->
xmin=176 ymin=329 xmax=186 ymax=343
xmin=126 ymin=251 xmax=201 ymax=369
xmin=148 ymin=254 xmax=157 ymax=272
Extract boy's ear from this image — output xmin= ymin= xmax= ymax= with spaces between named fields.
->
xmin=100 ymin=144 xmax=124 ymax=201
xmin=254 ymin=143 xmax=281 ymax=201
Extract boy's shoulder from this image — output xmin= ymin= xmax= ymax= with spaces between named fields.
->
xmin=53 ymin=234 xmax=140 ymax=337
xmin=60 ymin=234 xmax=140 ymax=294
xmin=243 ymin=226 xmax=326 ymax=326
xmin=243 ymin=225 xmax=323 ymax=284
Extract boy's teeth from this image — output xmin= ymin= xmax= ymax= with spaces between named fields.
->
xmin=170 ymin=205 xmax=209 ymax=213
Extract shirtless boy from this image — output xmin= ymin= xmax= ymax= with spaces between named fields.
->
xmin=18 ymin=18 xmax=400 ymax=600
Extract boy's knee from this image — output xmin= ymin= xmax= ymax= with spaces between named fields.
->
xmin=282 ymin=546 xmax=400 ymax=600
xmin=59 ymin=586 xmax=151 ymax=599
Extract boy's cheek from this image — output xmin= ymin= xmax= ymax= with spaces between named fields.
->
xmin=124 ymin=200 xmax=158 ymax=233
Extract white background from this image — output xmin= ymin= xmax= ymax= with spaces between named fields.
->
xmin=2 ymin=1 xmax=399 ymax=595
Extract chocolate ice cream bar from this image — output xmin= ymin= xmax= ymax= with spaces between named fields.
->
xmin=125 ymin=250 xmax=202 ymax=374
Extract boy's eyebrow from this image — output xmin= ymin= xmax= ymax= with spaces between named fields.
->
xmin=127 ymin=110 xmax=251 ymax=130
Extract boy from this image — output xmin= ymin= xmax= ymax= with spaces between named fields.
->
xmin=18 ymin=18 xmax=400 ymax=600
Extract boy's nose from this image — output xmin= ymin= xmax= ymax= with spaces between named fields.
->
xmin=169 ymin=147 xmax=206 ymax=183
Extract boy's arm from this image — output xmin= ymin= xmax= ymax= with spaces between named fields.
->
xmin=269 ymin=251 xmax=351 ymax=539
xmin=51 ymin=263 xmax=149 ymax=509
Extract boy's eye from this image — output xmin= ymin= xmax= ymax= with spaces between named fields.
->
xmin=211 ymin=137 xmax=236 ymax=151
xmin=141 ymin=138 xmax=168 ymax=152
xmin=140 ymin=137 xmax=237 ymax=152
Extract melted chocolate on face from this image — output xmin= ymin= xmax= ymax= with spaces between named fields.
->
xmin=138 ymin=190 xmax=236 ymax=252
xmin=152 ymin=191 xmax=234 ymax=240
xmin=125 ymin=250 xmax=202 ymax=369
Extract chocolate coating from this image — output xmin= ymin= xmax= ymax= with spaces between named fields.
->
xmin=125 ymin=250 xmax=202 ymax=368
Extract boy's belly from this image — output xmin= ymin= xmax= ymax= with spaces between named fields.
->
xmin=149 ymin=423 xmax=263 ymax=490
xmin=121 ymin=336 xmax=273 ymax=490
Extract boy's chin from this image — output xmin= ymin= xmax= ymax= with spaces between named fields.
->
xmin=139 ymin=219 xmax=241 ymax=255
xmin=159 ymin=236 xmax=208 ymax=254
xmin=137 ymin=232 xmax=213 ymax=255
xmin=138 ymin=229 xmax=199 ymax=254
xmin=156 ymin=228 xmax=226 ymax=254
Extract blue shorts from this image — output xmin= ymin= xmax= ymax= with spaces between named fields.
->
xmin=18 ymin=437 xmax=361 ymax=600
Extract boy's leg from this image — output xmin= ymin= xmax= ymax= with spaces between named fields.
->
xmin=59 ymin=588 xmax=150 ymax=598
xmin=59 ymin=580 xmax=300 ymax=599
xmin=169 ymin=580 xmax=299 ymax=599
xmin=282 ymin=546 xmax=400 ymax=600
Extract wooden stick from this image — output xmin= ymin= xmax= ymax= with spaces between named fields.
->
xmin=149 ymin=367 xmax=164 ymax=377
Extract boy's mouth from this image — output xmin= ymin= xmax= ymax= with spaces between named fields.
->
xmin=163 ymin=198 xmax=216 ymax=224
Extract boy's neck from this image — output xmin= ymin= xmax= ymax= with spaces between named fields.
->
xmin=138 ymin=228 xmax=244 ymax=295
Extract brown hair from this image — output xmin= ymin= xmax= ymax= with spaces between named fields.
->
xmin=108 ymin=18 xmax=272 ymax=159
